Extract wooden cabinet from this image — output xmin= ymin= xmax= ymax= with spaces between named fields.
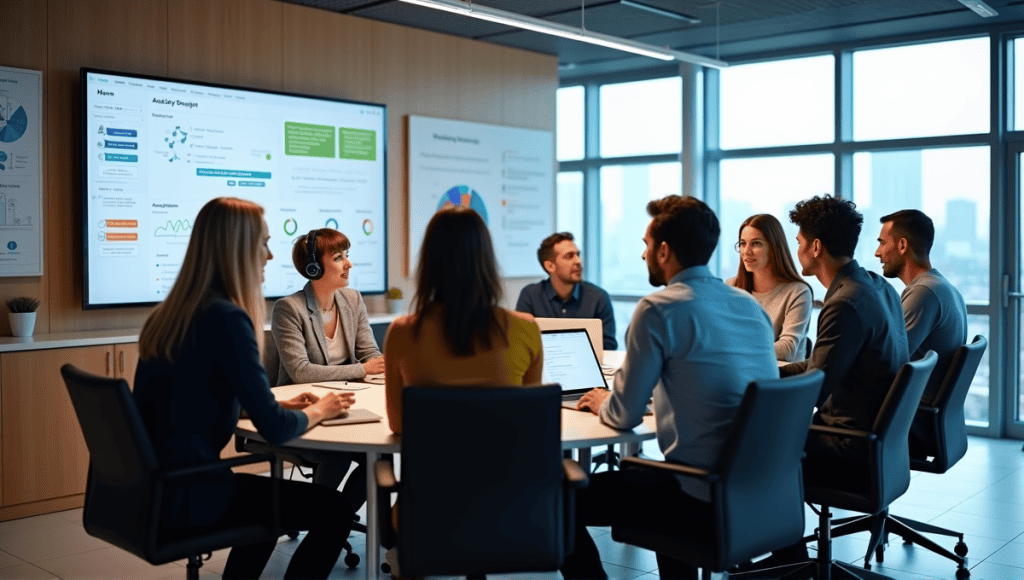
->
xmin=0 ymin=342 xmax=138 ymax=519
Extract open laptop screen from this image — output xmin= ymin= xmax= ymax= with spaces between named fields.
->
xmin=541 ymin=328 xmax=608 ymax=396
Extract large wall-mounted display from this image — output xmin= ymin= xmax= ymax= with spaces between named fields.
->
xmin=81 ymin=68 xmax=387 ymax=309
xmin=407 ymin=115 xmax=554 ymax=278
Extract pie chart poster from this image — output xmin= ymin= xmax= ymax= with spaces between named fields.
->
xmin=0 ymin=66 xmax=42 ymax=277
xmin=407 ymin=115 xmax=554 ymax=278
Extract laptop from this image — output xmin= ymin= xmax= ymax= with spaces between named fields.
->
xmin=534 ymin=317 xmax=604 ymax=361
xmin=540 ymin=328 xmax=609 ymax=409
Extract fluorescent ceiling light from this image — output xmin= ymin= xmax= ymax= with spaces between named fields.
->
xmin=957 ymin=0 xmax=998 ymax=18
xmin=399 ymin=0 xmax=728 ymax=69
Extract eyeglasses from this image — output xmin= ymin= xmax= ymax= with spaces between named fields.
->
xmin=734 ymin=239 xmax=767 ymax=253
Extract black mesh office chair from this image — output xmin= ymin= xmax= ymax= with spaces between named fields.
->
xmin=61 ymin=364 xmax=280 ymax=580
xmin=859 ymin=335 xmax=986 ymax=576
xmin=764 ymin=351 xmax=938 ymax=580
xmin=375 ymin=384 xmax=588 ymax=579
xmin=609 ymin=370 xmax=823 ymax=580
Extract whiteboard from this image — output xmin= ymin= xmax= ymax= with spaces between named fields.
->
xmin=407 ymin=115 xmax=554 ymax=278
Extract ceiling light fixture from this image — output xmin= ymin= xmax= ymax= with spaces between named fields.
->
xmin=398 ymin=0 xmax=728 ymax=68
xmin=619 ymin=0 xmax=701 ymax=25
xmin=957 ymin=0 xmax=999 ymax=18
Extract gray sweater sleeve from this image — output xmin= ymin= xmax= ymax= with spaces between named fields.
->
xmin=902 ymin=283 xmax=940 ymax=356
xmin=772 ymin=283 xmax=813 ymax=362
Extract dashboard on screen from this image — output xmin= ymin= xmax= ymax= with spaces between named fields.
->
xmin=80 ymin=68 xmax=387 ymax=309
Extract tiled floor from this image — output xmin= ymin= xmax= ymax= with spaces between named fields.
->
xmin=1 ymin=437 xmax=1022 ymax=579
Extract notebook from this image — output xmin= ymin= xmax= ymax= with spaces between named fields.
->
xmin=540 ymin=328 xmax=609 ymax=409
xmin=320 ymin=408 xmax=383 ymax=426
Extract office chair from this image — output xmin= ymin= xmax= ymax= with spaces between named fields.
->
xmin=60 ymin=364 xmax=280 ymax=580
xmin=609 ymin=370 xmax=823 ymax=580
xmin=236 ymin=328 xmax=365 ymax=568
xmin=764 ymin=351 xmax=939 ymax=580
xmin=858 ymin=335 xmax=986 ymax=576
xmin=375 ymin=384 xmax=588 ymax=579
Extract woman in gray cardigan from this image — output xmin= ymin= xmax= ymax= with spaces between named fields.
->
xmin=270 ymin=228 xmax=384 ymax=512
xmin=727 ymin=214 xmax=813 ymax=363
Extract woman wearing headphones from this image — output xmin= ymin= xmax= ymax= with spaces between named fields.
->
xmin=271 ymin=228 xmax=383 ymax=510
xmin=134 ymin=198 xmax=354 ymax=580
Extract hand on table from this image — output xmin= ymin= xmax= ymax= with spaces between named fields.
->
xmin=576 ymin=388 xmax=610 ymax=416
xmin=279 ymin=392 xmax=320 ymax=410
xmin=304 ymin=391 xmax=356 ymax=425
xmin=362 ymin=356 xmax=385 ymax=375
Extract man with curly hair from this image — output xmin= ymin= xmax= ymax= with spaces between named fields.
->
xmin=782 ymin=195 xmax=909 ymax=462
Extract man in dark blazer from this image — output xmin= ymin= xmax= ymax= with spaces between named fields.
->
xmin=781 ymin=195 xmax=909 ymax=464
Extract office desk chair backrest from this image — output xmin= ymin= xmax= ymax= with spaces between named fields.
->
xmin=867 ymin=350 xmax=938 ymax=511
xmin=712 ymin=370 xmax=822 ymax=566
xmin=61 ymin=364 xmax=276 ymax=579
xmin=399 ymin=384 xmax=565 ymax=577
xmin=916 ymin=335 xmax=987 ymax=472
xmin=61 ymin=363 xmax=160 ymax=556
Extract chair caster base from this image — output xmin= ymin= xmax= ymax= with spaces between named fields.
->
xmin=955 ymin=541 xmax=968 ymax=557
xmin=344 ymin=552 xmax=360 ymax=568
xmin=956 ymin=567 xmax=970 ymax=579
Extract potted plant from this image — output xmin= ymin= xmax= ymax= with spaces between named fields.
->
xmin=6 ymin=296 xmax=39 ymax=337
xmin=386 ymin=287 xmax=405 ymax=314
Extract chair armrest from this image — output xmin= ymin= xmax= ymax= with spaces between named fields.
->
xmin=808 ymin=424 xmax=877 ymax=441
xmin=620 ymin=456 xmax=720 ymax=483
xmin=375 ymin=458 xmax=398 ymax=492
xmin=163 ymin=452 xmax=275 ymax=480
xmin=563 ymin=459 xmax=589 ymax=489
xmin=915 ymin=405 xmax=940 ymax=416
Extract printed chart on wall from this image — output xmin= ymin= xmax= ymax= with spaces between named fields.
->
xmin=0 ymin=66 xmax=43 ymax=276
xmin=407 ymin=115 xmax=554 ymax=277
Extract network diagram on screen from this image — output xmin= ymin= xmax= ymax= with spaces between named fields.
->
xmin=81 ymin=69 xmax=387 ymax=308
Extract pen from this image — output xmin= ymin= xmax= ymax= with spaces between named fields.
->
xmin=312 ymin=382 xmax=348 ymax=390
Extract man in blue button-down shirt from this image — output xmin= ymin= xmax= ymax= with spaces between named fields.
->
xmin=515 ymin=232 xmax=617 ymax=350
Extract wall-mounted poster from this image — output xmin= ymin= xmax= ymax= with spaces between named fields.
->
xmin=0 ymin=66 xmax=42 ymax=277
xmin=407 ymin=115 xmax=554 ymax=278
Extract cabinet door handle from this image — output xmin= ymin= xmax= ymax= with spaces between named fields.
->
xmin=106 ymin=352 xmax=111 ymax=376
xmin=119 ymin=351 xmax=125 ymax=374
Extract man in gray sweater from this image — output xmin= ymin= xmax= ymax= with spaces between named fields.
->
xmin=875 ymin=209 xmax=967 ymax=454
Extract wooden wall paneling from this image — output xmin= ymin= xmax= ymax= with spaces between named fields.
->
xmin=47 ymin=0 xmax=169 ymax=333
xmin=403 ymin=27 xmax=460 ymax=122
xmin=281 ymin=5 xmax=374 ymax=102
xmin=501 ymin=48 xmax=557 ymax=130
xmin=372 ymin=21 xmax=411 ymax=281
xmin=455 ymin=38 xmax=504 ymax=124
xmin=1 ymin=345 xmax=109 ymax=506
xmin=167 ymin=0 xmax=283 ymax=91
xmin=0 ymin=1 xmax=48 ymax=336
xmin=0 ymin=0 xmax=47 ymax=71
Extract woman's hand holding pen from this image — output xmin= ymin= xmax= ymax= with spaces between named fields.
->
xmin=302 ymin=391 xmax=356 ymax=427
xmin=362 ymin=356 xmax=385 ymax=375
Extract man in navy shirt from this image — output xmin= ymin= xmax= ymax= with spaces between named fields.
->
xmin=516 ymin=232 xmax=617 ymax=350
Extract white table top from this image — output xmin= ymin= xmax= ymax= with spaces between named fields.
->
xmin=236 ymin=364 xmax=656 ymax=452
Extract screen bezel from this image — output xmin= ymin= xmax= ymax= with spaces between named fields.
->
xmin=80 ymin=67 xmax=388 ymax=309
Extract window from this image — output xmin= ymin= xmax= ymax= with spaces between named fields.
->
xmin=599 ymin=78 xmax=681 ymax=157
xmin=719 ymin=55 xmax=835 ymax=149
xmin=717 ymin=154 xmax=835 ymax=299
xmin=599 ymin=162 xmax=681 ymax=296
xmin=557 ymin=86 xmax=584 ymax=161
xmin=853 ymin=37 xmax=989 ymax=141
xmin=556 ymin=172 xmax=584 ymax=250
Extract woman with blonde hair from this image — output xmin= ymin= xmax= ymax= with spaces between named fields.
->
xmin=727 ymin=213 xmax=813 ymax=362
xmin=134 ymin=197 xmax=355 ymax=580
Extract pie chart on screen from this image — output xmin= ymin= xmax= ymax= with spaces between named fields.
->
xmin=437 ymin=185 xmax=488 ymax=224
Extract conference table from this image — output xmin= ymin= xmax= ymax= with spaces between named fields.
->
xmin=235 ymin=351 xmax=656 ymax=580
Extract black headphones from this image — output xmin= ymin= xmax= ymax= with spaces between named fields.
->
xmin=304 ymin=229 xmax=323 ymax=280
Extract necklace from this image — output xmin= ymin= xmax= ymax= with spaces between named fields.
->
xmin=320 ymin=302 xmax=336 ymax=323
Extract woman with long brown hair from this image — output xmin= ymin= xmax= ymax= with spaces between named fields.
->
xmin=383 ymin=204 xmax=543 ymax=432
xmin=134 ymin=197 xmax=355 ymax=580
xmin=727 ymin=213 xmax=813 ymax=362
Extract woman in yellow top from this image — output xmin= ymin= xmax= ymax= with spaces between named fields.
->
xmin=384 ymin=205 xmax=543 ymax=435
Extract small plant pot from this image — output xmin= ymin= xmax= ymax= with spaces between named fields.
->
xmin=9 ymin=312 xmax=36 ymax=337
xmin=386 ymin=299 xmax=405 ymax=315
